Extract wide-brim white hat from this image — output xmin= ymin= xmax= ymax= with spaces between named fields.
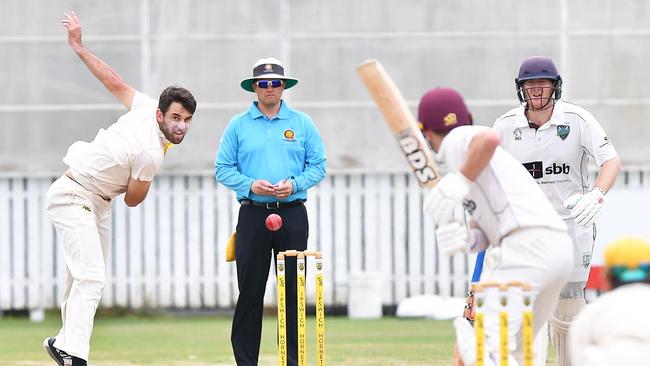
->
xmin=240 ymin=57 xmax=299 ymax=92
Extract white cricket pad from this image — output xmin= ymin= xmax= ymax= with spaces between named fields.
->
xmin=551 ymin=297 xmax=586 ymax=366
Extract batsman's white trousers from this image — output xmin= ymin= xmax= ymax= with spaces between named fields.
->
xmin=46 ymin=175 xmax=112 ymax=361
xmin=479 ymin=227 xmax=573 ymax=365
xmin=565 ymin=219 xmax=595 ymax=284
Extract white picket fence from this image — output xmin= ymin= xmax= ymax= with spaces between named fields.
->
xmin=0 ymin=169 xmax=648 ymax=313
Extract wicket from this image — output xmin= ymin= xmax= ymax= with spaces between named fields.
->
xmin=276 ymin=250 xmax=325 ymax=366
xmin=472 ymin=281 xmax=534 ymax=366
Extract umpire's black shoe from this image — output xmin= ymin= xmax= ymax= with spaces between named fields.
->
xmin=43 ymin=337 xmax=87 ymax=366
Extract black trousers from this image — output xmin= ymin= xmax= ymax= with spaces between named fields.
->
xmin=231 ymin=203 xmax=309 ymax=366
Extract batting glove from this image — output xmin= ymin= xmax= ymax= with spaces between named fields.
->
xmin=435 ymin=221 xmax=474 ymax=256
xmin=423 ymin=173 xmax=471 ymax=226
xmin=563 ymin=188 xmax=607 ymax=227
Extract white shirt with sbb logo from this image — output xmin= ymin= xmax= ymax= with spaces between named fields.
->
xmin=493 ymin=101 xmax=618 ymax=219
xmin=62 ymin=92 xmax=165 ymax=199
xmin=438 ymin=126 xmax=566 ymax=246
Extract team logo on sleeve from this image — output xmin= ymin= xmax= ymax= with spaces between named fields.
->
xmin=513 ymin=128 xmax=522 ymax=141
xmin=599 ymin=136 xmax=611 ymax=148
xmin=283 ymin=129 xmax=296 ymax=142
xmin=557 ymin=125 xmax=570 ymax=140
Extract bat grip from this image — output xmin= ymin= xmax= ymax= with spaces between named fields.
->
xmin=471 ymin=250 xmax=486 ymax=283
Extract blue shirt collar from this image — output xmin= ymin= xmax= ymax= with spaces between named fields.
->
xmin=249 ymin=100 xmax=291 ymax=120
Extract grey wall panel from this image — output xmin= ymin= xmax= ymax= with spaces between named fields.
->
xmin=568 ymin=0 xmax=650 ymax=30
xmin=470 ymin=105 xmax=520 ymax=127
xmin=579 ymin=105 xmax=650 ymax=166
xmin=0 ymin=110 xmax=123 ymax=173
xmin=148 ymin=39 xmax=281 ymax=104
xmin=150 ymin=0 xmax=281 ymax=35
xmin=3 ymin=42 xmax=140 ymax=105
xmin=0 ymin=0 xmax=141 ymax=36
xmin=290 ymin=0 xmax=560 ymax=33
xmin=301 ymin=107 xmax=405 ymax=171
xmin=289 ymin=37 xmax=561 ymax=102
xmin=569 ymin=36 xmax=650 ymax=99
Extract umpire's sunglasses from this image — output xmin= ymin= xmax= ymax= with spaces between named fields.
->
xmin=255 ymin=79 xmax=284 ymax=89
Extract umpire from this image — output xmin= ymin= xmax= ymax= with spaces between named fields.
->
xmin=215 ymin=57 xmax=327 ymax=365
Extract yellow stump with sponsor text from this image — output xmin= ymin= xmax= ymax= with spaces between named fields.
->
xmin=473 ymin=283 xmax=486 ymax=366
xmin=513 ymin=282 xmax=534 ymax=366
xmin=498 ymin=284 xmax=509 ymax=366
xmin=472 ymin=282 xmax=534 ymax=366
xmin=315 ymin=253 xmax=325 ymax=366
xmin=276 ymin=253 xmax=287 ymax=366
xmin=297 ymin=252 xmax=307 ymax=366
xmin=277 ymin=250 xmax=326 ymax=366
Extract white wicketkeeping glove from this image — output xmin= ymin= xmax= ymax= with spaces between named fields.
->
xmin=435 ymin=221 xmax=474 ymax=256
xmin=423 ymin=173 xmax=471 ymax=226
xmin=563 ymin=188 xmax=607 ymax=227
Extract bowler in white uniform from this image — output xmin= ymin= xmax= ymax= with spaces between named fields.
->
xmin=43 ymin=12 xmax=197 ymax=366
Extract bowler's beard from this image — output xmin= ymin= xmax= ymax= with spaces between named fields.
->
xmin=160 ymin=122 xmax=185 ymax=144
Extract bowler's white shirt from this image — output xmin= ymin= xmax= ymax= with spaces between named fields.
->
xmin=437 ymin=125 xmax=566 ymax=245
xmin=63 ymin=92 xmax=165 ymax=199
xmin=493 ymin=101 xmax=618 ymax=219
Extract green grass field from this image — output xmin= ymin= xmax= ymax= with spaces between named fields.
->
xmin=1 ymin=311 xmax=554 ymax=365
xmin=0 ymin=312 xmax=457 ymax=365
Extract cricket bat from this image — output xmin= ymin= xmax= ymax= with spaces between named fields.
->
xmin=356 ymin=59 xmax=442 ymax=188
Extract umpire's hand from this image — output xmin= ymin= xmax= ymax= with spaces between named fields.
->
xmin=251 ymin=180 xmax=276 ymax=196
xmin=273 ymin=179 xmax=293 ymax=200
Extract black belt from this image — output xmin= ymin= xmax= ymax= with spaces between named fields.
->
xmin=239 ymin=199 xmax=304 ymax=209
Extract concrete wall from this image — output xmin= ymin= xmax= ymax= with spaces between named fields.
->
xmin=2 ymin=0 xmax=649 ymax=174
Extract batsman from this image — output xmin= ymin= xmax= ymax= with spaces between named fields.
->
xmin=418 ymin=87 xmax=573 ymax=365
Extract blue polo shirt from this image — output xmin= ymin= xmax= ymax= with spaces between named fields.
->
xmin=215 ymin=100 xmax=327 ymax=202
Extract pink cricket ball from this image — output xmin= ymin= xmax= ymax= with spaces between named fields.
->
xmin=265 ymin=213 xmax=283 ymax=231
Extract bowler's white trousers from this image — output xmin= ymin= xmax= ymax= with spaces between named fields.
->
xmin=469 ymin=227 xmax=573 ymax=366
xmin=46 ymin=175 xmax=112 ymax=361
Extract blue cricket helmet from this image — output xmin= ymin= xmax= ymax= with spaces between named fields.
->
xmin=515 ymin=56 xmax=563 ymax=103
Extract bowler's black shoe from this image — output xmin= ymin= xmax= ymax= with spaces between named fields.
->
xmin=43 ymin=337 xmax=87 ymax=366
